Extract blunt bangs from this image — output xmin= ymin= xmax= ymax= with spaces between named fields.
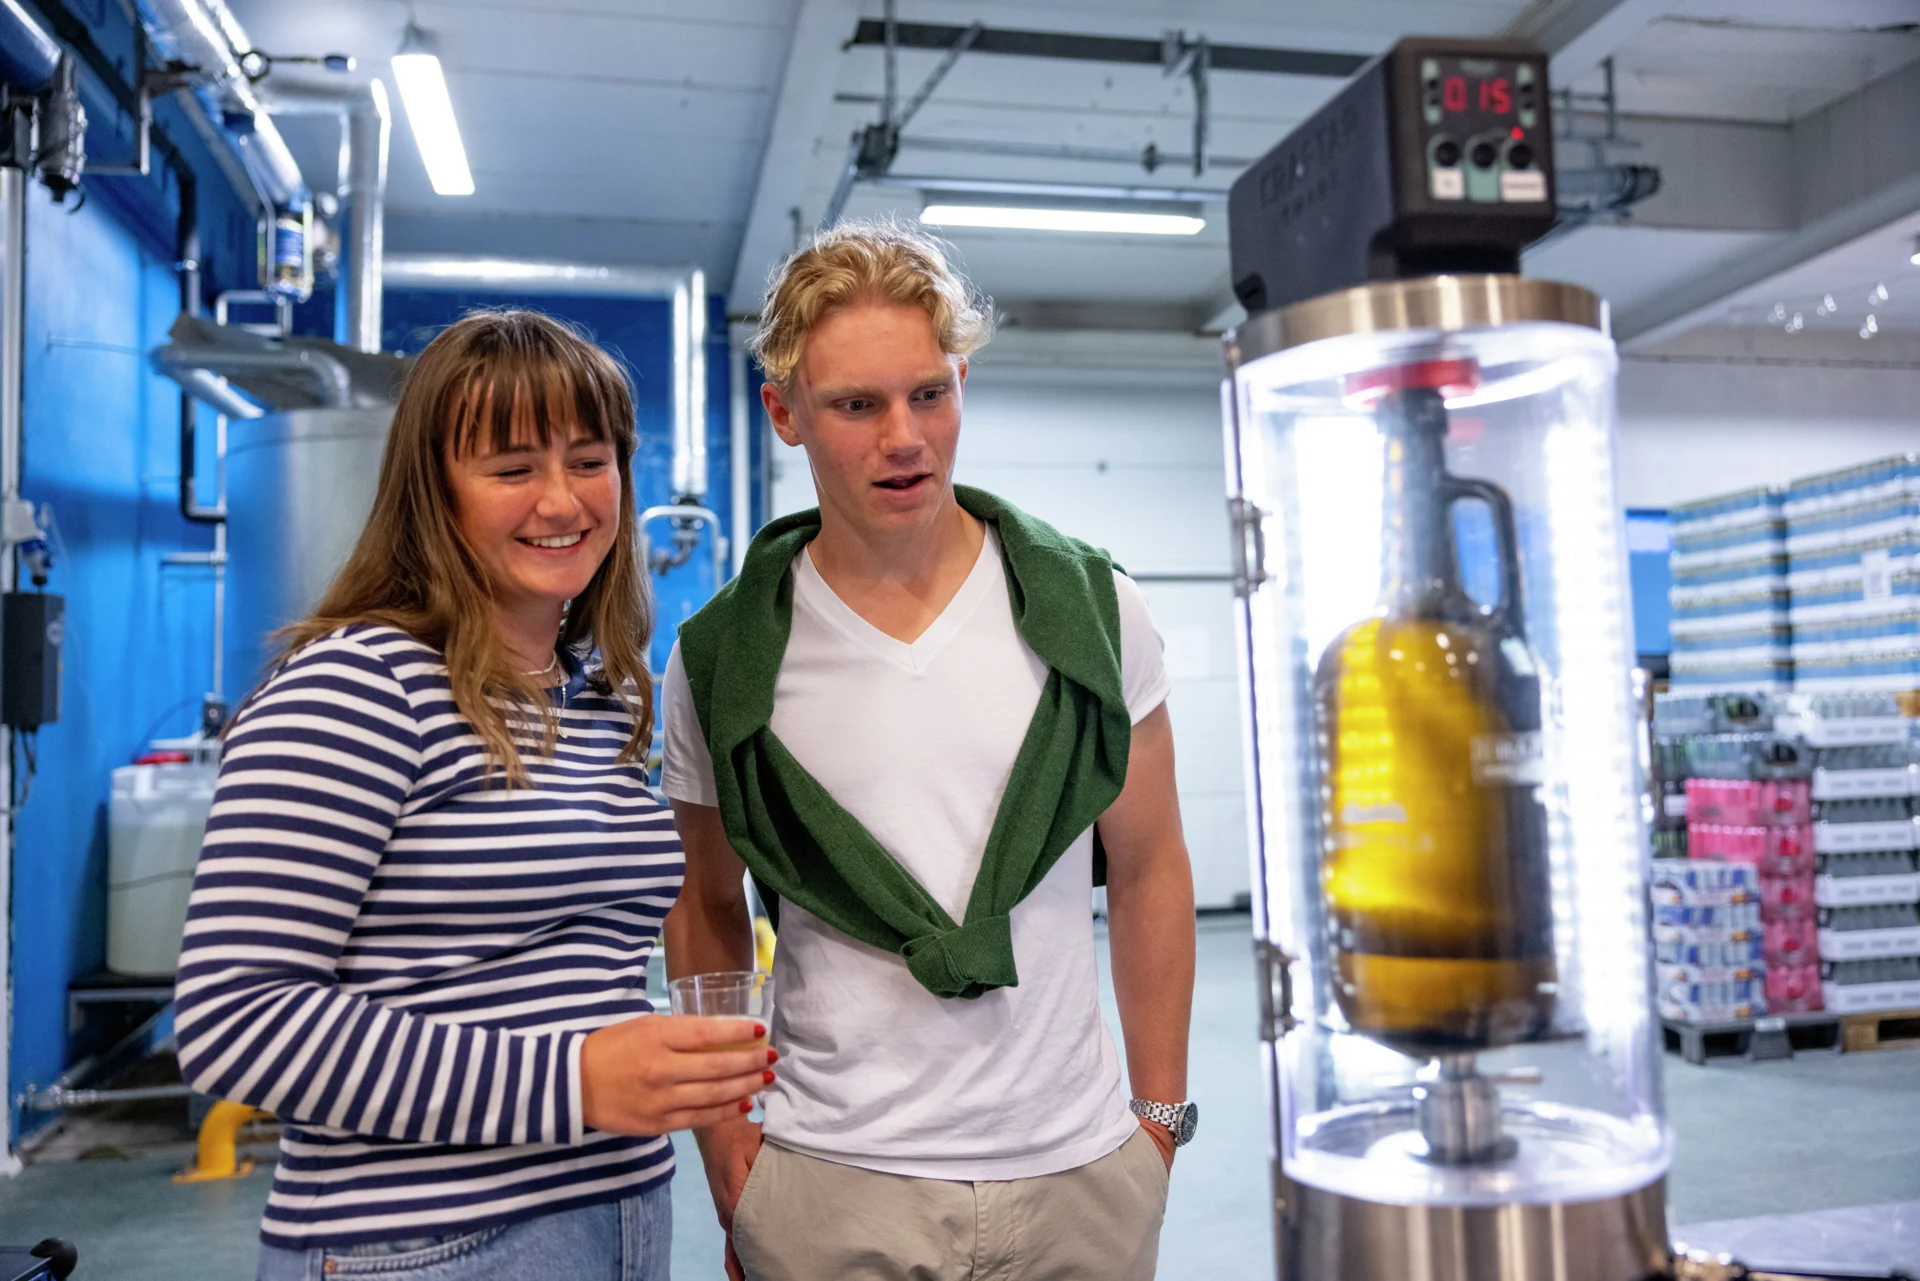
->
xmin=438 ymin=312 xmax=636 ymax=460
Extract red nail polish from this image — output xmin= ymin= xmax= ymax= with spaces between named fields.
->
xmin=753 ymin=1023 xmax=766 ymax=1039
xmin=766 ymin=1048 xmax=778 ymax=1065
xmin=738 ymin=1100 xmax=753 ymax=1113
xmin=763 ymin=1069 xmax=776 ymax=1084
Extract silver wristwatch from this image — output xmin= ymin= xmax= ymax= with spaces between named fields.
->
xmin=1129 ymin=1098 xmax=1199 ymax=1146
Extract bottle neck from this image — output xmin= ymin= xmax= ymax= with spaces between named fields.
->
xmin=1378 ymin=388 xmax=1458 ymax=612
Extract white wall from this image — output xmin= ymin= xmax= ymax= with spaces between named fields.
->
xmin=1616 ymin=354 xmax=1920 ymax=508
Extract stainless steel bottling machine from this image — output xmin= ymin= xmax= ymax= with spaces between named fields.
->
xmin=1221 ymin=36 xmax=1913 ymax=1281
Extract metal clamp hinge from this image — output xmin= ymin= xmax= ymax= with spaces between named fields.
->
xmin=1228 ymin=497 xmax=1270 ymax=600
xmin=1254 ymin=937 xmax=1298 ymax=1042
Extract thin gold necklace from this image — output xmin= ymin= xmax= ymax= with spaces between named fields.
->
xmin=522 ymin=653 xmax=560 ymax=680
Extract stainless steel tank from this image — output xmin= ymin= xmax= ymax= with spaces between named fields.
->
xmin=223 ymin=408 xmax=393 ymax=698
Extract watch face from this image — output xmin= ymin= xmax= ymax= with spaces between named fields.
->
xmin=1178 ymin=1102 xmax=1199 ymax=1145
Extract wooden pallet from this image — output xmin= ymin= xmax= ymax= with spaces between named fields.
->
xmin=1841 ymin=1007 xmax=1920 ymax=1053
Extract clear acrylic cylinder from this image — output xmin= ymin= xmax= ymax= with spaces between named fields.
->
xmin=1225 ymin=277 xmax=1669 ymax=1229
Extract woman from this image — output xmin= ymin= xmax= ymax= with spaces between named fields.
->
xmin=174 ymin=310 xmax=771 ymax=1280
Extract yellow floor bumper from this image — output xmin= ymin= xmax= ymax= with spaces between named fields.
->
xmin=174 ymin=1100 xmax=265 ymax=1183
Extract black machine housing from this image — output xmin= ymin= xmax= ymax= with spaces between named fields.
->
xmin=1228 ymin=37 xmax=1557 ymax=315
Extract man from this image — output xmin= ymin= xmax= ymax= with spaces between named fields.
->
xmin=662 ymin=219 xmax=1196 ymax=1281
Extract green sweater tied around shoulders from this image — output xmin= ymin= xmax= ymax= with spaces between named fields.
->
xmin=677 ymin=485 xmax=1131 ymax=1000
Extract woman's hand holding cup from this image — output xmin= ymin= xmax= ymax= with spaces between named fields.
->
xmin=580 ymin=1014 xmax=776 ymax=1136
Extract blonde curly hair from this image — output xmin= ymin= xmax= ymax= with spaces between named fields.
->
xmin=750 ymin=217 xmax=994 ymax=390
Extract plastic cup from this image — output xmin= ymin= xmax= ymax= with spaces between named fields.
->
xmin=668 ymin=970 xmax=774 ymax=1051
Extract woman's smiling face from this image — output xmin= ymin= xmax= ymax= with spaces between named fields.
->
xmin=443 ymin=400 xmax=623 ymax=619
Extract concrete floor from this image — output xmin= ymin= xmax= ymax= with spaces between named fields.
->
xmin=3 ymin=914 xmax=1918 ymax=1279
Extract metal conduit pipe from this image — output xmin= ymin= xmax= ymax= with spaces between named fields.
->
xmin=0 ymin=0 xmax=61 ymax=91
xmin=728 ymin=322 xmax=752 ymax=574
xmin=168 ymin=366 xmax=263 ymax=421
xmin=639 ymin=504 xmax=728 ymax=581
xmin=19 ymin=1082 xmax=193 ymax=1110
xmin=384 ymin=255 xmax=712 ymax=501
xmin=0 ymin=121 xmax=22 ymax=1142
xmin=151 ymin=346 xmax=354 ymax=410
xmin=671 ymin=268 xmax=709 ymax=500
xmin=383 ymin=255 xmax=701 ymax=296
xmin=257 ymin=82 xmax=390 ymax=353
xmin=138 ymin=0 xmax=305 ymax=207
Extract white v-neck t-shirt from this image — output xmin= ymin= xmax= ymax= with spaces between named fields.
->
xmin=661 ymin=528 xmax=1171 ymax=1179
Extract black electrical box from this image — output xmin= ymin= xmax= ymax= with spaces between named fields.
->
xmin=1228 ymin=36 xmax=1557 ymax=316
xmin=3 ymin=592 xmax=63 ymax=730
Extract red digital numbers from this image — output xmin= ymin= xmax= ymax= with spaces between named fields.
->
xmin=1440 ymin=74 xmax=1514 ymax=115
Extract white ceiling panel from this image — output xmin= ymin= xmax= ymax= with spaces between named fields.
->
xmin=224 ymin=0 xmax=1920 ymax=337
xmin=227 ymin=0 xmax=793 ymax=278
xmin=1707 ymin=215 xmax=1920 ymax=336
xmin=1522 ymin=224 xmax=1780 ymax=319
xmin=1590 ymin=1 xmax=1920 ymax=122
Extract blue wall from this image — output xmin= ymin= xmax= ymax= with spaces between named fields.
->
xmin=8 ymin=185 xmax=220 ymax=1137
xmin=1626 ymin=508 xmax=1674 ymax=660
xmin=380 ymin=290 xmax=742 ymax=673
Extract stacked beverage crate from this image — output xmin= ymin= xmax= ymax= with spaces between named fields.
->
xmin=1687 ymin=774 xmax=1819 ymax=1010
xmin=1647 ymin=694 xmax=1810 ymax=1021
xmin=1777 ymin=695 xmax=1920 ymax=1013
xmin=1667 ymin=487 xmax=1793 ymax=693
xmin=1651 ymin=860 xmax=1766 ymax=1022
xmin=1784 ymin=454 xmax=1920 ymax=700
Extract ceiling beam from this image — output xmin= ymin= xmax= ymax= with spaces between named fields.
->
xmin=844 ymin=21 xmax=1368 ymax=78
xmin=1614 ymin=56 xmax=1920 ymax=348
xmin=1504 ymin=0 xmax=1672 ymax=85
xmin=728 ymin=0 xmax=860 ymax=312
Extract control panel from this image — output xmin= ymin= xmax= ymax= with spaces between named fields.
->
xmin=1227 ymin=37 xmax=1557 ymax=316
xmin=1416 ymin=54 xmax=1545 ymax=207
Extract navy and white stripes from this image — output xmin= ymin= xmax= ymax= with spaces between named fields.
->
xmin=174 ymin=624 xmax=683 ymax=1248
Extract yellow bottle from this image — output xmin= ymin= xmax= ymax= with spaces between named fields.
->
xmin=1314 ymin=384 xmax=1556 ymax=1055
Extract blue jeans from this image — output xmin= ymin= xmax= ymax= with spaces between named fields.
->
xmin=255 ymin=1183 xmax=671 ymax=1280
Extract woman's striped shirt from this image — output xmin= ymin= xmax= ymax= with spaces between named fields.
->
xmin=174 ymin=624 xmax=684 ymax=1249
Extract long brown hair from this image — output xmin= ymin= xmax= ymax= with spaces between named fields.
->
xmin=276 ymin=308 xmax=654 ymax=781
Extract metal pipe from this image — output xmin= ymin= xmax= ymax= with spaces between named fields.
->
xmin=0 ymin=0 xmax=60 ymax=91
xmin=138 ymin=0 xmax=306 ymax=207
xmin=639 ymin=504 xmax=727 ymax=583
xmin=344 ymin=85 xmax=389 ymax=353
xmin=151 ymin=345 xmax=352 ymax=409
xmin=870 ymin=173 xmax=1229 ymax=203
xmin=728 ymin=325 xmax=750 ymax=575
xmin=0 ymin=162 xmax=20 ymax=1167
xmin=677 ymin=267 xmax=709 ymax=499
xmin=672 ymin=279 xmax=690 ymax=495
xmin=18 ymin=1082 xmax=193 ymax=1110
xmin=168 ymin=365 xmax=264 ymax=420
xmin=383 ymin=254 xmax=700 ymax=297
xmin=256 ymin=81 xmax=391 ymax=354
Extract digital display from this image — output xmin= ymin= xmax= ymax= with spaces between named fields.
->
xmin=1442 ymin=75 xmax=1512 ymax=115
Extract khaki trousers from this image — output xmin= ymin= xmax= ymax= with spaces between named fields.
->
xmin=731 ymin=1128 xmax=1170 ymax=1281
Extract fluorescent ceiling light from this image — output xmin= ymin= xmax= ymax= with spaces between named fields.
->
xmin=920 ymin=204 xmax=1205 ymax=235
xmin=392 ymin=26 xmax=474 ymax=197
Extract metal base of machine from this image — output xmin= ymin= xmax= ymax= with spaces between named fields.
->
xmin=1281 ymin=1176 xmax=1671 ymax=1281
